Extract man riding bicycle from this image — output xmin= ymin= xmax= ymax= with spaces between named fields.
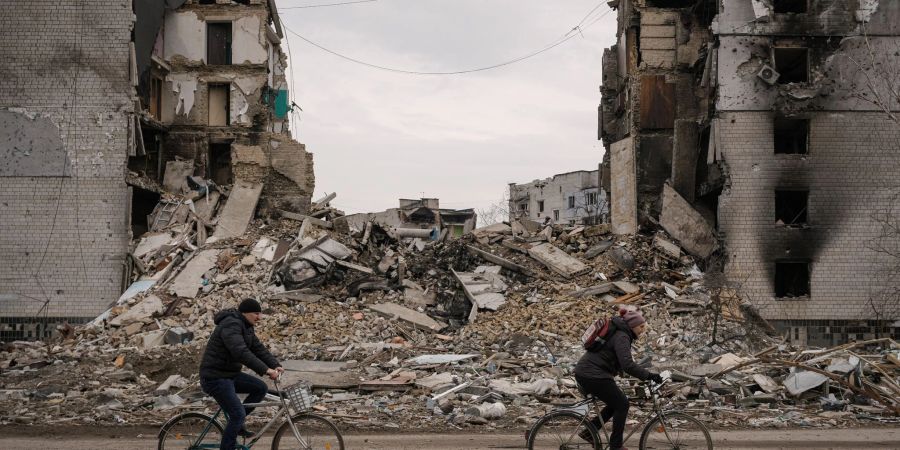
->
xmin=200 ymin=298 xmax=284 ymax=450
xmin=574 ymin=308 xmax=662 ymax=450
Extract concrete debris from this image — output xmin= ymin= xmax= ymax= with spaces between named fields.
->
xmin=2 ymin=189 xmax=899 ymax=432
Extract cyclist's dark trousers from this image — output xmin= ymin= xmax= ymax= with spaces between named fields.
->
xmin=201 ymin=373 xmax=268 ymax=450
xmin=575 ymin=376 xmax=629 ymax=449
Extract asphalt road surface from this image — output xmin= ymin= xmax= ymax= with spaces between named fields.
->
xmin=1 ymin=427 xmax=899 ymax=449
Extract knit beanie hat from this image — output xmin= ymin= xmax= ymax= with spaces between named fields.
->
xmin=238 ymin=298 xmax=262 ymax=313
xmin=619 ymin=308 xmax=646 ymax=328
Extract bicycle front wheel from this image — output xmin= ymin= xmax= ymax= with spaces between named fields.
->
xmin=158 ymin=412 xmax=224 ymax=450
xmin=271 ymin=413 xmax=345 ymax=450
xmin=638 ymin=411 xmax=712 ymax=450
xmin=527 ymin=410 xmax=600 ymax=450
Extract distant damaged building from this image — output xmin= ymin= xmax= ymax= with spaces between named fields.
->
xmin=600 ymin=0 xmax=900 ymax=345
xmin=0 ymin=0 xmax=314 ymax=338
xmin=509 ymin=170 xmax=608 ymax=226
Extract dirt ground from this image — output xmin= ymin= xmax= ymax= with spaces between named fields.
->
xmin=1 ymin=426 xmax=899 ymax=449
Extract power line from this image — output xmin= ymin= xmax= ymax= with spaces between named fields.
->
xmin=284 ymin=24 xmax=584 ymax=75
xmin=281 ymin=2 xmax=611 ymax=75
xmin=280 ymin=0 xmax=377 ymax=10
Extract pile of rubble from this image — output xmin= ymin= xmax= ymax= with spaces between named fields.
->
xmin=1 ymin=187 xmax=899 ymax=429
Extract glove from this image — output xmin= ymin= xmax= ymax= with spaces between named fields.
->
xmin=648 ymin=373 xmax=663 ymax=384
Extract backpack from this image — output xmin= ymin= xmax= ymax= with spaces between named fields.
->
xmin=580 ymin=316 xmax=617 ymax=351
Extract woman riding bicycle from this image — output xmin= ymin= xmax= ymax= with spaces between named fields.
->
xmin=574 ymin=308 xmax=662 ymax=450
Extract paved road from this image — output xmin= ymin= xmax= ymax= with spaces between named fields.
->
xmin=1 ymin=427 xmax=900 ymax=449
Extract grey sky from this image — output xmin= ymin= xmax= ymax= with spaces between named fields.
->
xmin=276 ymin=0 xmax=617 ymax=215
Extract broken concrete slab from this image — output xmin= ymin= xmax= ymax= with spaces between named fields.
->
xmin=527 ymin=243 xmax=590 ymax=278
xmin=584 ymin=240 xmax=614 ymax=259
xmin=752 ymin=374 xmax=781 ymax=394
xmin=367 ymin=303 xmax=447 ymax=332
xmin=404 ymin=288 xmax=436 ymax=307
xmin=471 ymin=223 xmax=511 ymax=236
xmin=133 ymin=232 xmax=173 ymax=258
xmin=570 ymin=283 xmax=613 ymax=298
xmin=169 ymin=249 xmax=220 ymax=298
xmin=653 ymin=235 xmax=682 ymax=258
xmin=659 ymin=184 xmax=718 ymax=258
xmin=610 ymin=137 xmax=637 ymax=235
xmin=452 ymin=269 xmax=507 ymax=311
xmin=295 ymin=237 xmax=352 ymax=268
xmin=109 ymin=295 xmax=164 ymax=327
xmin=405 ymin=354 xmax=478 ymax=366
xmin=212 ymin=182 xmax=263 ymax=239
xmin=783 ymin=370 xmax=829 ymax=396
xmin=613 ymin=281 xmax=640 ymax=294
xmin=466 ymin=245 xmax=533 ymax=277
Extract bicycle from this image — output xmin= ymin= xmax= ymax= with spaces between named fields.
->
xmin=526 ymin=378 xmax=712 ymax=450
xmin=158 ymin=377 xmax=344 ymax=450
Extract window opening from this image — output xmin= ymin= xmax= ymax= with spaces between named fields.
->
xmin=586 ymin=192 xmax=598 ymax=205
xmin=538 ymin=200 xmax=544 ymax=213
xmin=208 ymin=84 xmax=230 ymax=126
xmin=207 ymin=22 xmax=232 ymax=65
xmin=775 ymin=260 xmax=810 ymax=298
xmin=149 ymin=77 xmax=162 ymax=119
xmin=131 ymin=187 xmax=161 ymax=237
xmin=775 ymin=190 xmax=808 ymax=227
xmin=774 ymin=47 xmax=808 ymax=83
xmin=208 ymin=143 xmax=233 ymax=185
xmin=774 ymin=0 xmax=807 ymax=14
xmin=568 ymin=196 xmax=575 ymax=208
xmin=553 ymin=210 xmax=559 ymax=221
xmin=774 ymin=117 xmax=809 ymax=154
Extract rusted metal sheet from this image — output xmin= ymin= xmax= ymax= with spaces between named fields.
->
xmin=640 ymin=75 xmax=675 ymax=129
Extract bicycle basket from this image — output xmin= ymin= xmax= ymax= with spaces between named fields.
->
xmin=284 ymin=382 xmax=315 ymax=413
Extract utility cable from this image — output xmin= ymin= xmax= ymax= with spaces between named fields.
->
xmin=280 ymin=0 xmax=377 ymax=10
xmin=281 ymin=2 xmax=611 ymax=75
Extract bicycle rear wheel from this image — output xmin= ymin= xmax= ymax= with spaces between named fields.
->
xmin=638 ymin=411 xmax=712 ymax=450
xmin=271 ymin=413 xmax=345 ymax=450
xmin=158 ymin=412 xmax=224 ymax=450
xmin=527 ymin=410 xmax=600 ymax=450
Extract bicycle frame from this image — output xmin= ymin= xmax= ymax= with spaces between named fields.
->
xmin=552 ymin=380 xmax=674 ymax=449
xmin=182 ymin=389 xmax=308 ymax=449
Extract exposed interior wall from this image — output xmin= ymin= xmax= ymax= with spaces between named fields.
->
xmin=0 ymin=0 xmax=134 ymax=318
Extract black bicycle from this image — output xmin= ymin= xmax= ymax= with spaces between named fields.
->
xmin=526 ymin=378 xmax=712 ymax=449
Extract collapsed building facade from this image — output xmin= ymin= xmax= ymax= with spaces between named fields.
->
xmin=600 ymin=0 xmax=900 ymax=345
xmin=508 ymin=170 xmax=609 ymax=225
xmin=344 ymin=198 xmax=478 ymax=241
xmin=0 ymin=0 xmax=314 ymax=339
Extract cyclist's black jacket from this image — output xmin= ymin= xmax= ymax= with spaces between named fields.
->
xmin=199 ymin=309 xmax=280 ymax=379
xmin=573 ymin=316 xmax=650 ymax=381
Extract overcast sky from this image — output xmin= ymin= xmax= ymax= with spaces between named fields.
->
xmin=275 ymin=0 xmax=617 ymax=216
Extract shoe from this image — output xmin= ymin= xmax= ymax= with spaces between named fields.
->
xmin=238 ymin=427 xmax=255 ymax=438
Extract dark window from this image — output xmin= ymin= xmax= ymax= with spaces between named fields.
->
xmin=775 ymin=190 xmax=808 ymax=226
xmin=774 ymin=0 xmax=807 ymax=14
xmin=774 ymin=117 xmax=809 ymax=154
xmin=208 ymin=84 xmax=230 ymax=126
xmin=209 ymin=143 xmax=233 ymax=185
xmin=207 ymin=22 xmax=232 ymax=65
xmin=774 ymin=47 xmax=808 ymax=84
xmin=518 ymin=203 xmax=527 ymax=211
xmin=149 ymin=77 xmax=162 ymax=119
xmin=775 ymin=260 xmax=810 ymax=298
xmin=553 ymin=210 xmax=559 ymax=221
xmin=586 ymin=192 xmax=598 ymax=205
xmin=538 ymin=200 xmax=544 ymax=212
xmin=568 ymin=196 xmax=575 ymax=208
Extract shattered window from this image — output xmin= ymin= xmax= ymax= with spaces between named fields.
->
xmin=774 ymin=117 xmax=809 ymax=154
xmin=774 ymin=0 xmax=807 ymax=14
xmin=775 ymin=260 xmax=810 ymax=298
xmin=774 ymin=47 xmax=808 ymax=84
xmin=775 ymin=190 xmax=808 ymax=227
xmin=518 ymin=203 xmax=528 ymax=211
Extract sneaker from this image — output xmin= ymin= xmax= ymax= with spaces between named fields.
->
xmin=238 ymin=427 xmax=255 ymax=438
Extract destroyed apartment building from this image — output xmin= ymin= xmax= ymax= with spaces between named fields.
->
xmin=0 ymin=0 xmax=314 ymax=339
xmin=509 ymin=169 xmax=609 ymax=226
xmin=599 ymin=0 xmax=900 ymax=345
